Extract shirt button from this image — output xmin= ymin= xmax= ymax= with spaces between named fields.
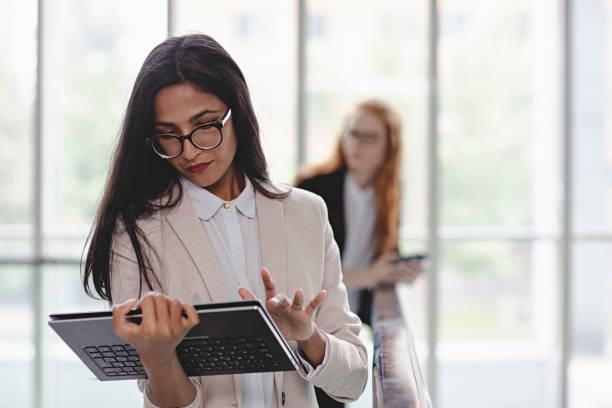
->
xmin=223 ymin=203 xmax=230 ymax=209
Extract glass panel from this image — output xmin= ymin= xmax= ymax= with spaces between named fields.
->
xmin=397 ymin=238 xmax=428 ymax=357
xmin=42 ymin=264 xmax=140 ymax=407
xmin=172 ymin=0 xmax=298 ymax=184
xmin=572 ymin=0 xmax=612 ymax=235
xmin=306 ymin=0 xmax=428 ymax=229
xmin=570 ymin=2 xmax=612 ymax=406
xmin=41 ymin=0 xmax=167 ymax=258
xmin=0 ymin=265 xmax=34 ymax=408
xmin=438 ymin=240 xmax=558 ymax=407
xmin=569 ymin=241 xmax=612 ymax=408
xmin=439 ymin=0 xmax=562 ymax=230
xmin=0 ymin=0 xmax=37 ymax=257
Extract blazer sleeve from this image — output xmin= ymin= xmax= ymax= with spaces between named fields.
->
xmin=109 ymin=228 xmax=206 ymax=408
xmin=298 ymin=195 xmax=368 ymax=402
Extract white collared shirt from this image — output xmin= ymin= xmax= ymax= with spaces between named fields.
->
xmin=342 ymin=173 xmax=377 ymax=312
xmin=183 ymin=176 xmax=275 ymax=408
xmin=182 ymin=176 xmax=330 ymax=408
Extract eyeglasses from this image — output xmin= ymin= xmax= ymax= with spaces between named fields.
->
xmin=147 ymin=108 xmax=232 ymax=159
xmin=343 ymin=129 xmax=381 ymax=145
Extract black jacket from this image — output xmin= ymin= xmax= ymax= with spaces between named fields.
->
xmin=297 ymin=168 xmax=374 ymax=326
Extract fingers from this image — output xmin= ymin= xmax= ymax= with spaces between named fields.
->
xmin=168 ymin=299 xmax=184 ymax=333
xmin=237 ymin=286 xmax=256 ymax=300
xmin=113 ymin=298 xmax=137 ymax=314
xmin=377 ymin=257 xmax=426 ymax=285
xmin=305 ymin=290 xmax=326 ymax=316
xmin=136 ymin=293 xmax=157 ymax=328
xmin=267 ymin=287 xmax=326 ymax=314
xmin=394 ymin=262 xmax=424 ymax=282
xmin=112 ymin=298 xmax=137 ymax=340
xmin=269 ymin=288 xmax=326 ymax=316
xmin=133 ymin=293 xmax=199 ymax=336
xmin=168 ymin=298 xmax=199 ymax=333
xmin=380 ymin=251 xmax=398 ymax=263
xmin=181 ymin=303 xmax=199 ymax=330
xmin=268 ymin=294 xmax=291 ymax=308
xmin=153 ymin=294 xmax=171 ymax=335
xmin=291 ymin=289 xmax=304 ymax=310
xmin=261 ymin=268 xmax=277 ymax=300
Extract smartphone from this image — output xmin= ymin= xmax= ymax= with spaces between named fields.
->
xmin=392 ymin=254 xmax=427 ymax=264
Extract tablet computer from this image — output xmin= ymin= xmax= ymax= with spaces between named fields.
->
xmin=49 ymin=300 xmax=299 ymax=381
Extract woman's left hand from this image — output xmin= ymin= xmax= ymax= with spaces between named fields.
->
xmin=237 ymin=268 xmax=326 ymax=342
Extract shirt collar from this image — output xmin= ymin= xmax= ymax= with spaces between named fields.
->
xmin=233 ymin=176 xmax=256 ymax=219
xmin=345 ymin=172 xmax=374 ymax=200
xmin=182 ymin=175 xmax=256 ymax=221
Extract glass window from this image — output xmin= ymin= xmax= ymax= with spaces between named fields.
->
xmin=0 ymin=266 xmax=34 ymax=408
xmin=439 ymin=0 xmax=562 ymax=231
xmin=172 ymin=0 xmax=298 ymax=184
xmin=572 ymin=0 xmax=612 ymax=235
xmin=42 ymin=264 xmax=140 ymax=408
xmin=0 ymin=0 xmax=37 ymax=257
xmin=438 ymin=1 xmax=562 ymax=405
xmin=569 ymin=242 xmax=612 ymax=408
xmin=305 ymin=0 xmax=428 ymax=229
xmin=38 ymin=1 xmax=167 ymax=406
xmin=41 ymin=0 xmax=167 ymax=258
xmin=438 ymin=240 xmax=558 ymax=407
xmin=570 ymin=4 xmax=612 ymax=407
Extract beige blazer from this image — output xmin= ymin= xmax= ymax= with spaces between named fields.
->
xmin=110 ymin=185 xmax=368 ymax=408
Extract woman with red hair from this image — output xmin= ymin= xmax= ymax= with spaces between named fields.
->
xmin=297 ymin=99 xmax=423 ymax=407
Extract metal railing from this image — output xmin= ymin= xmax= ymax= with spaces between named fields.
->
xmin=372 ymin=285 xmax=433 ymax=408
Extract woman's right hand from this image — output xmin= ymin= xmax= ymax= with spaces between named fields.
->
xmin=371 ymin=252 xmax=423 ymax=286
xmin=112 ymin=293 xmax=200 ymax=372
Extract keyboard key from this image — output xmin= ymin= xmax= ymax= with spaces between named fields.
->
xmin=98 ymin=346 xmax=111 ymax=353
xmin=94 ymin=358 xmax=112 ymax=368
xmin=111 ymin=345 xmax=125 ymax=352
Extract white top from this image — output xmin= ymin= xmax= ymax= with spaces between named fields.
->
xmin=182 ymin=175 xmax=329 ymax=408
xmin=342 ymin=173 xmax=377 ymax=312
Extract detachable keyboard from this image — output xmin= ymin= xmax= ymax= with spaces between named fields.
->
xmin=82 ymin=335 xmax=284 ymax=378
xmin=52 ymin=300 xmax=299 ymax=380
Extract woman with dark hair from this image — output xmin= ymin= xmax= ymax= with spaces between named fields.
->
xmin=83 ymin=34 xmax=366 ymax=408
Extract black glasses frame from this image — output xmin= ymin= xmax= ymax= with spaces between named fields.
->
xmin=147 ymin=108 xmax=232 ymax=159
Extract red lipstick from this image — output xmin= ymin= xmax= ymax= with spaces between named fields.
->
xmin=187 ymin=162 xmax=211 ymax=173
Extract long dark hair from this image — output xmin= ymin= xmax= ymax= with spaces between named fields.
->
xmin=83 ymin=34 xmax=287 ymax=303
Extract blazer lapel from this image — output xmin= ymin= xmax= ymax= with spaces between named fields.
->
xmin=165 ymin=193 xmax=231 ymax=303
xmin=255 ymin=190 xmax=287 ymax=405
xmin=255 ymin=190 xmax=288 ymax=295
